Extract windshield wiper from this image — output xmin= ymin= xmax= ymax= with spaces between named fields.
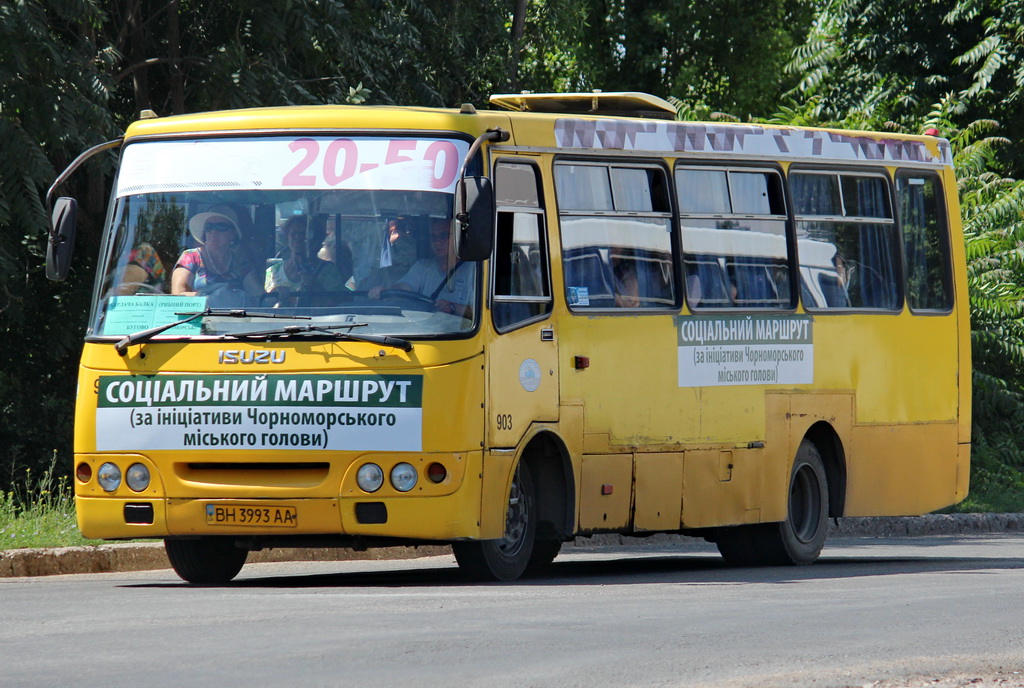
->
xmin=225 ymin=323 xmax=414 ymax=352
xmin=114 ymin=308 xmax=311 ymax=356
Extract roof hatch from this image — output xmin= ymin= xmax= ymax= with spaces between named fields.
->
xmin=488 ymin=91 xmax=677 ymax=120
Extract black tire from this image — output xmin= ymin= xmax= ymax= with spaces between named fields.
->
xmin=714 ymin=525 xmax=762 ymax=567
xmin=716 ymin=440 xmax=829 ymax=567
xmin=772 ymin=439 xmax=829 ymax=564
xmin=165 ymin=538 xmax=248 ymax=583
xmin=453 ymin=462 xmax=537 ymax=581
xmin=526 ymin=539 xmax=562 ymax=574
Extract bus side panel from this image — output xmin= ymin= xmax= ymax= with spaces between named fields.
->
xmin=680 ymin=448 xmax=763 ymax=528
xmin=479 ymin=451 xmax=515 ymax=539
xmin=578 ymin=454 xmax=633 ymax=532
xmin=559 ymin=316 xmax=702 ymax=449
xmin=762 ymin=392 xmax=854 ymax=523
xmin=845 ymin=422 xmax=960 ymax=516
xmin=957 ymin=442 xmax=971 ymax=502
xmin=634 ymin=452 xmax=683 ymax=531
xmin=943 ymin=165 xmax=972 ymax=448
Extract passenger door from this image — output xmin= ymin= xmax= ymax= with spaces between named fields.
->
xmin=487 ymin=160 xmax=558 ymax=447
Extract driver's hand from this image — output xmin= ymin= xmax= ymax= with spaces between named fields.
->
xmin=435 ymin=299 xmax=457 ymax=315
xmin=368 ymin=285 xmax=383 ymax=299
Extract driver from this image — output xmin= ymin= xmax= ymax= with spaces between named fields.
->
xmin=171 ymin=205 xmax=262 ymax=302
xmin=265 ymin=215 xmax=348 ymax=301
xmin=368 ymin=218 xmax=474 ymax=318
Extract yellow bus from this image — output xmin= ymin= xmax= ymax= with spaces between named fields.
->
xmin=47 ymin=92 xmax=969 ymax=583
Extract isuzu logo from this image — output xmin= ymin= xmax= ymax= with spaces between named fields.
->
xmin=219 ymin=350 xmax=286 ymax=364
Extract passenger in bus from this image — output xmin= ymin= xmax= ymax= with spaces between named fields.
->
xmin=171 ymin=205 xmax=262 ymax=305
xmin=114 ymin=243 xmax=166 ymax=294
xmin=368 ymin=218 xmax=475 ymax=318
xmin=825 ymin=250 xmax=854 ymax=307
xmin=317 ymin=224 xmax=355 ymax=290
xmin=265 ymin=215 xmax=348 ymax=303
xmin=359 ymin=219 xmax=418 ymax=291
xmin=319 ymin=234 xmax=357 ymax=291
xmin=610 ymin=248 xmax=641 ymax=308
xmin=685 ymin=273 xmax=703 ymax=308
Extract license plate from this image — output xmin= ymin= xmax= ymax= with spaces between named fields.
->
xmin=205 ymin=503 xmax=297 ymax=528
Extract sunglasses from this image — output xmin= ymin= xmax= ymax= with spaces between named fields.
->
xmin=205 ymin=221 xmax=235 ymax=234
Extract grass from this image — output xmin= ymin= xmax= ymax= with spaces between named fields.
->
xmin=0 ymin=457 xmax=102 ymax=550
xmin=947 ymin=437 xmax=1024 ymax=513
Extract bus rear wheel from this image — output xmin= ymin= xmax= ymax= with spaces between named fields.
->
xmin=165 ymin=537 xmax=248 ymax=583
xmin=453 ymin=462 xmax=537 ymax=582
xmin=716 ymin=440 xmax=829 ymax=567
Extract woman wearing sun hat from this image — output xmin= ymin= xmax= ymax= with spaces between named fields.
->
xmin=171 ymin=205 xmax=262 ymax=304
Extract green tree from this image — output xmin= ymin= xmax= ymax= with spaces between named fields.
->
xmin=508 ymin=0 xmax=814 ymax=118
xmin=788 ymin=0 xmax=1024 ymax=176
xmin=0 ymin=0 xmax=115 ymax=489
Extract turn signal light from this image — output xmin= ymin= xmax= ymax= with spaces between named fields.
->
xmin=76 ymin=462 xmax=93 ymax=483
xmin=426 ymin=462 xmax=447 ymax=484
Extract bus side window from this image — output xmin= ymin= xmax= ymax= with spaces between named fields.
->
xmin=897 ymin=172 xmax=952 ymax=311
xmin=677 ymin=166 xmax=792 ymax=310
xmin=557 ymin=162 xmax=676 ymax=311
xmin=793 ymin=171 xmax=901 ymax=311
xmin=685 ymin=258 xmax=730 ymax=308
xmin=493 ymin=162 xmax=551 ymax=332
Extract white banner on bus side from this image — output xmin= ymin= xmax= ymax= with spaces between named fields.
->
xmin=676 ymin=315 xmax=814 ymax=387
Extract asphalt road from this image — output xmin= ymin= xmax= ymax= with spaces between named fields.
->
xmin=3 ymin=535 xmax=1024 ymax=688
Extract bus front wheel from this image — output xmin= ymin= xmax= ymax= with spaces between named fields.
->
xmin=453 ymin=462 xmax=537 ymax=582
xmin=165 ymin=537 xmax=248 ymax=583
xmin=716 ymin=439 xmax=829 ymax=567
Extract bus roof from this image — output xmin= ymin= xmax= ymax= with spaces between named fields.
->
xmin=122 ymin=96 xmax=952 ymax=170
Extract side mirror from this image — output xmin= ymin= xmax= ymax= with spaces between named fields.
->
xmin=46 ymin=197 xmax=78 ymax=281
xmin=454 ymin=176 xmax=495 ymax=262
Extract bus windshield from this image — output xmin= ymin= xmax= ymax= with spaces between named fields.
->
xmin=89 ymin=134 xmax=477 ymax=340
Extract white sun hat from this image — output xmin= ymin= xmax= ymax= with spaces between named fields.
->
xmin=188 ymin=205 xmax=241 ymax=243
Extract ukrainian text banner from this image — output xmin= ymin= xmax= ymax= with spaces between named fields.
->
xmin=676 ymin=315 xmax=813 ymax=387
xmin=95 ymin=373 xmax=423 ymax=451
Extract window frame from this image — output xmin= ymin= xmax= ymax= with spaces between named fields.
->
xmin=790 ymin=165 xmax=904 ymax=314
xmin=554 ymin=157 xmax=680 ymax=314
xmin=675 ymin=162 xmax=796 ymax=312
xmin=894 ymin=169 xmax=954 ymax=315
xmin=490 ymin=157 xmax=554 ymax=333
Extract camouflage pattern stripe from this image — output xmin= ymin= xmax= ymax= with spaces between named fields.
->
xmin=554 ymin=119 xmax=952 ymax=168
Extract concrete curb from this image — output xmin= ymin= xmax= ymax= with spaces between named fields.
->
xmin=0 ymin=542 xmax=451 ymax=578
xmin=2 ymin=513 xmax=1022 ymax=578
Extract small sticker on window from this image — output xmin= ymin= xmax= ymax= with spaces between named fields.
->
xmin=567 ymin=287 xmax=590 ymax=306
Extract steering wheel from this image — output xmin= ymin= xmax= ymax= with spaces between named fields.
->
xmin=379 ymin=289 xmax=436 ymax=309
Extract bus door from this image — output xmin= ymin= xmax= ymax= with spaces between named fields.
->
xmin=487 ymin=160 xmax=558 ymax=447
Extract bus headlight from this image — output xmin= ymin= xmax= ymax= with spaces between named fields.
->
xmin=125 ymin=463 xmax=151 ymax=492
xmin=390 ymin=463 xmax=418 ymax=492
xmin=356 ymin=463 xmax=384 ymax=493
xmin=97 ymin=462 xmax=122 ymax=492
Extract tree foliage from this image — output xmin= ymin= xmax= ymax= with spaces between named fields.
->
xmin=786 ymin=0 xmax=1024 ymax=176
xmin=511 ymin=0 xmax=815 ymax=119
